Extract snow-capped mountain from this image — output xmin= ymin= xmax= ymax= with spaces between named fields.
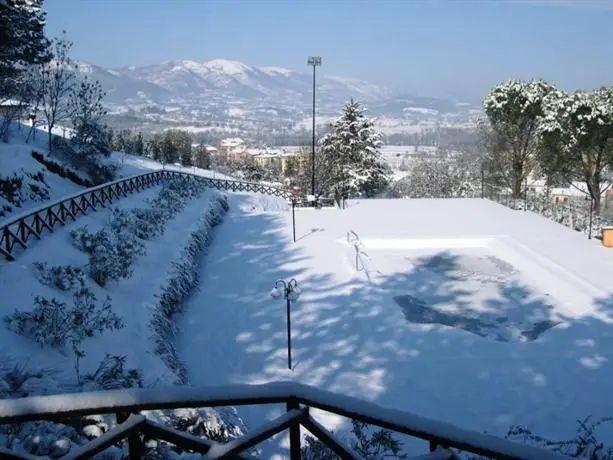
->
xmin=72 ymin=60 xmax=172 ymax=104
xmin=111 ymin=58 xmax=389 ymax=103
xmin=69 ymin=57 xmax=480 ymax=136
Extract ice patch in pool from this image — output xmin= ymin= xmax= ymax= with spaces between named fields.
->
xmin=394 ymin=253 xmax=564 ymax=342
xmin=394 ymin=294 xmax=561 ymax=342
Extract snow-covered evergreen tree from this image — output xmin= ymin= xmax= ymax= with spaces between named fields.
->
xmin=0 ymin=0 xmax=51 ymax=96
xmin=319 ymin=99 xmax=386 ymax=198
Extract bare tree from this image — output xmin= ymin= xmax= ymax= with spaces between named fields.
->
xmin=35 ymin=31 xmax=77 ymax=153
xmin=68 ymin=78 xmax=109 ymax=157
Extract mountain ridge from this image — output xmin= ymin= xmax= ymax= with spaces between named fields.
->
xmin=68 ymin=57 xmax=480 ymax=135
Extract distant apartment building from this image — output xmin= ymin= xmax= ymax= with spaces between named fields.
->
xmin=216 ymin=138 xmax=249 ymax=163
xmin=248 ymin=147 xmax=306 ymax=174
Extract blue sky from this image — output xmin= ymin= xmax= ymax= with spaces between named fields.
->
xmin=44 ymin=0 xmax=612 ymax=101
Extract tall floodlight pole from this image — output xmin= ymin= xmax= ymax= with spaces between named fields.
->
xmin=307 ymin=56 xmax=321 ymax=201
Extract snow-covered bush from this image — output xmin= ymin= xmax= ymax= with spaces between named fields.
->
xmin=465 ymin=417 xmax=613 ymax=459
xmin=79 ymin=354 xmax=143 ymax=391
xmin=150 ymin=194 xmax=228 ymax=384
xmin=218 ymin=194 xmax=230 ymax=212
xmin=85 ymin=162 xmax=117 ymax=185
xmin=33 ymin=262 xmax=87 ymax=292
xmin=70 ymin=225 xmax=145 ymax=286
xmin=8 ymin=421 xmax=84 ymax=458
xmin=4 ymin=288 xmax=123 ymax=355
xmin=150 ymin=177 xmax=209 ymax=221
xmin=0 ymin=359 xmax=61 ymax=399
xmin=302 ymin=420 xmax=407 ymax=460
xmin=142 ymin=406 xmax=246 ymax=458
xmin=70 ymin=178 xmax=212 ymax=287
xmin=31 ymin=150 xmax=94 ymax=188
xmin=130 ymin=207 xmax=167 ymax=239
xmin=108 ymin=207 xmax=166 ymax=241
xmin=0 ymin=171 xmax=50 ymax=213
xmin=504 ymin=417 xmax=613 ymax=459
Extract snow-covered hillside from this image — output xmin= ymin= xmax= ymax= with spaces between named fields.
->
xmin=0 ymin=122 xmax=235 ymax=223
xmin=0 ymin=125 xmax=85 ymax=220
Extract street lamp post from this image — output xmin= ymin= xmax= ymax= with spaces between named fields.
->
xmin=270 ymin=279 xmax=301 ymax=369
xmin=307 ymin=56 xmax=321 ymax=202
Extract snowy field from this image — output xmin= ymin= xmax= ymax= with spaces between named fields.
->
xmin=178 ymin=197 xmax=613 ymax=457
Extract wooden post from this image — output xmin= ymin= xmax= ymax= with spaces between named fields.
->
xmin=286 ymin=399 xmax=301 ymax=460
xmin=292 ymin=199 xmax=296 ymax=243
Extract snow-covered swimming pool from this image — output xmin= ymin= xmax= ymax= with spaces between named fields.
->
xmin=351 ymin=237 xmax=588 ymax=342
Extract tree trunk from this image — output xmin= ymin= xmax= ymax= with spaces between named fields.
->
xmin=589 ymin=180 xmax=601 ymax=216
xmin=511 ymin=165 xmax=523 ymax=199
xmin=585 ymin=162 xmax=602 ymax=216
xmin=47 ymin=126 xmax=53 ymax=154
xmin=593 ymin=193 xmax=601 ymax=215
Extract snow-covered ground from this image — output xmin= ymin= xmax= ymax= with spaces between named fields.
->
xmin=2 ymin=118 xmax=612 ymax=457
xmin=178 ymin=197 xmax=613 ymax=457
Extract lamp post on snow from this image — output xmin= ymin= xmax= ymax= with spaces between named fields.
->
xmin=270 ymin=279 xmax=301 ymax=370
xmin=307 ymin=56 xmax=321 ymax=203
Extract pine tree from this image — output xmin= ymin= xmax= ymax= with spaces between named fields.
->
xmin=319 ymin=99 xmax=385 ymax=198
xmin=161 ymin=131 xmax=177 ymax=164
xmin=134 ymin=132 xmax=144 ymax=156
xmin=0 ymin=0 xmax=51 ymax=98
xmin=193 ymin=144 xmax=211 ymax=169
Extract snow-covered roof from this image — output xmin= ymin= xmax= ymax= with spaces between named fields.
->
xmin=219 ymin=137 xmax=244 ymax=147
xmin=247 ymin=147 xmax=301 ymax=158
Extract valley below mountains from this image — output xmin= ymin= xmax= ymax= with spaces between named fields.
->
xmin=75 ymin=58 xmax=481 ymax=140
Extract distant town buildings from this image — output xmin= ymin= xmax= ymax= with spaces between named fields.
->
xmin=213 ymin=137 xmax=306 ymax=173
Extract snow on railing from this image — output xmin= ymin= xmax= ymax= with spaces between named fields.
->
xmin=0 ymin=170 xmax=292 ymax=261
xmin=0 ymin=381 xmax=568 ymax=459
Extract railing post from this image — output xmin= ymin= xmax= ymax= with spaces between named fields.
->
xmin=286 ymin=398 xmax=301 ymax=460
xmin=292 ymin=199 xmax=296 ymax=243
xmin=116 ymin=412 xmax=144 ymax=458
xmin=286 ymin=296 xmax=292 ymax=370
